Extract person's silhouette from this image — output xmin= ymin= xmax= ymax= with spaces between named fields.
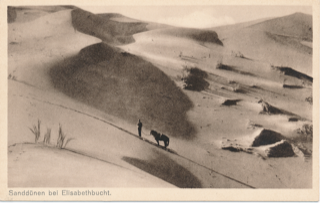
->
xmin=137 ymin=119 xmax=142 ymax=137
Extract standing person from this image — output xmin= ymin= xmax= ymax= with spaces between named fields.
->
xmin=137 ymin=119 xmax=142 ymax=137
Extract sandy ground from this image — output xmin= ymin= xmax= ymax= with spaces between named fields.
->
xmin=8 ymin=7 xmax=313 ymax=188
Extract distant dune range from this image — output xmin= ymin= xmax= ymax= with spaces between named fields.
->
xmin=212 ymin=12 xmax=312 ymax=76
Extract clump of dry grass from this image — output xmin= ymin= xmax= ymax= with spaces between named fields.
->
xmin=296 ymin=124 xmax=313 ymax=142
xmin=57 ymin=124 xmax=66 ymax=148
xmin=232 ymin=84 xmax=241 ymax=92
xmin=305 ymin=96 xmax=312 ymax=104
xmin=29 ymin=119 xmax=41 ymax=143
xmin=29 ymin=120 xmax=74 ymax=148
xmin=216 ymin=59 xmax=223 ymax=69
xmin=43 ymin=128 xmax=51 ymax=145
xmin=56 ymin=124 xmax=74 ymax=149
xmin=231 ymin=50 xmax=244 ymax=58
xmin=181 ymin=66 xmax=209 ymax=91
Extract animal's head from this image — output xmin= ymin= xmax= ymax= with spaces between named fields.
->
xmin=150 ymin=130 xmax=157 ymax=137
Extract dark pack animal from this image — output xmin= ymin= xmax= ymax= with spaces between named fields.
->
xmin=150 ymin=130 xmax=170 ymax=148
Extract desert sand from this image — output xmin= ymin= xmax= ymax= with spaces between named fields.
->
xmin=8 ymin=6 xmax=313 ymax=188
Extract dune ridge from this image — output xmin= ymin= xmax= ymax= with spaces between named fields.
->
xmin=71 ymin=8 xmax=149 ymax=45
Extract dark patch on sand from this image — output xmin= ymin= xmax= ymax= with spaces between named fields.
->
xmin=122 ymin=151 xmax=202 ymax=188
xmin=252 ymin=129 xmax=286 ymax=147
xmin=50 ymin=43 xmax=195 ymax=139
xmin=71 ymin=8 xmax=148 ymax=45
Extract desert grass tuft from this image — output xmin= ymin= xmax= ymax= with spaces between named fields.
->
xmin=29 ymin=119 xmax=41 ymax=143
xmin=43 ymin=128 xmax=51 ymax=145
xmin=57 ymin=123 xmax=67 ymax=149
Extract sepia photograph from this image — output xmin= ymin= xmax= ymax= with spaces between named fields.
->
xmin=1 ymin=0 xmax=319 ymax=201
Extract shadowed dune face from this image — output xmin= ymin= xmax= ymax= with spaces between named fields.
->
xmin=122 ymin=150 xmax=202 ymax=188
xmin=71 ymin=9 xmax=148 ymax=45
xmin=157 ymin=27 xmax=223 ymax=45
xmin=50 ymin=43 xmax=195 ymax=139
xmin=251 ymin=129 xmax=285 ymax=147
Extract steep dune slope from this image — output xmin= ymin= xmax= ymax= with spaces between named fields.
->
xmin=50 ymin=42 xmax=195 ymax=139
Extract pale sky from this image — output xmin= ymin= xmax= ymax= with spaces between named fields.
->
xmin=79 ymin=5 xmax=312 ymax=29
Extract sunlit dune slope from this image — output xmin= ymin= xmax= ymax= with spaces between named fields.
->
xmin=213 ymin=12 xmax=312 ymax=76
xmin=250 ymin=12 xmax=312 ymax=41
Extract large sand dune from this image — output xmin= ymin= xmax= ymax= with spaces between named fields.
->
xmin=7 ymin=6 xmax=313 ymax=189
xmin=50 ymin=42 xmax=195 ymax=139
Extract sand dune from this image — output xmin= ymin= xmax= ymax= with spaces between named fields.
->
xmin=50 ymin=42 xmax=195 ymax=139
xmin=7 ymin=6 xmax=313 ymax=189
xmin=250 ymin=12 xmax=312 ymax=41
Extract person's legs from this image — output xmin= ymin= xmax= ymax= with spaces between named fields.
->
xmin=138 ymin=128 xmax=141 ymax=137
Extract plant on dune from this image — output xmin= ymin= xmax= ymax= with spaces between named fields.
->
xmin=29 ymin=119 xmax=41 ymax=143
xmin=56 ymin=124 xmax=67 ymax=149
xmin=231 ymin=50 xmax=244 ymax=58
xmin=305 ymin=96 xmax=312 ymax=104
xmin=56 ymin=124 xmax=74 ymax=149
xmin=181 ymin=66 xmax=209 ymax=91
xmin=232 ymin=84 xmax=241 ymax=92
xmin=215 ymin=58 xmax=224 ymax=69
xmin=43 ymin=128 xmax=51 ymax=145
xmin=297 ymin=124 xmax=313 ymax=142
xmin=64 ymin=137 xmax=75 ymax=148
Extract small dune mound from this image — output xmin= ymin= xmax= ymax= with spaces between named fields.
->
xmin=247 ymin=120 xmax=263 ymax=129
xmin=251 ymin=129 xmax=285 ymax=147
xmin=265 ymin=140 xmax=295 ymax=157
xmin=257 ymin=99 xmax=295 ymax=116
xmin=282 ymin=84 xmax=304 ymax=89
xmin=221 ymin=99 xmax=241 ymax=106
xmin=190 ymin=30 xmax=223 ymax=45
xmin=216 ymin=63 xmax=255 ymax=77
xmin=288 ymin=117 xmax=299 ymax=122
xmin=272 ymin=66 xmax=313 ymax=84
xmin=258 ymin=100 xmax=282 ymax=114
xmin=221 ymin=129 xmax=305 ymax=158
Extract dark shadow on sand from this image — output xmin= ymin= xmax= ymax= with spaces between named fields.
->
xmin=49 ymin=43 xmax=195 ymax=139
xmin=122 ymin=151 xmax=202 ymax=188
